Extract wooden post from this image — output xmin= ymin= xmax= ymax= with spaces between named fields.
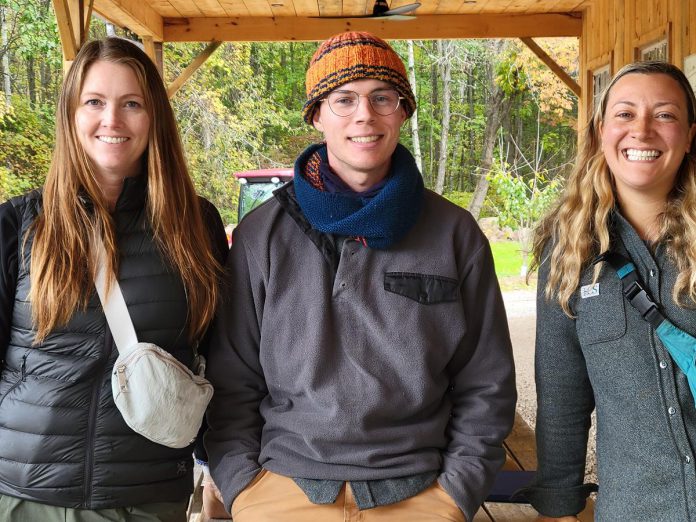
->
xmin=141 ymin=36 xmax=164 ymax=75
xmin=53 ymin=0 xmax=80 ymax=62
xmin=53 ymin=0 xmax=93 ymax=75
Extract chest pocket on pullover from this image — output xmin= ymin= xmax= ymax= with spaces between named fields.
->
xmin=384 ymin=272 xmax=459 ymax=304
xmin=574 ymin=274 xmax=627 ymax=345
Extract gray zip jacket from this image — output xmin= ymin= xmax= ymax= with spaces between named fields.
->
xmin=205 ymin=183 xmax=516 ymax=522
xmin=527 ymin=212 xmax=696 ymax=521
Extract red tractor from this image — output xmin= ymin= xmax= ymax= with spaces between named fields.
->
xmin=234 ymin=167 xmax=294 ymax=222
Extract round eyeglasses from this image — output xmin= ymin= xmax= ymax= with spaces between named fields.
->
xmin=321 ymin=89 xmax=404 ymax=117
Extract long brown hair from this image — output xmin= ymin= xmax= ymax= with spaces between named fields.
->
xmin=30 ymin=38 xmax=220 ymax=342
xmin=531 ymin=60 xmax=696 ymax=315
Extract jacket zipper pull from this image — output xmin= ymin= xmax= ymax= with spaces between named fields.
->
xmin=20 ymin=354 xmax=27 ymax=382
xmin=116 ymin=365 xmax=128 ymax=392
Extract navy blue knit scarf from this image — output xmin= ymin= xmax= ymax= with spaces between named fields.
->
xmin=293 ymin=142 xmax=424 ymax=249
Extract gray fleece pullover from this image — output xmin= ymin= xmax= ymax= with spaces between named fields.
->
xmin=205 ymin=185 xmax=516 ymax=521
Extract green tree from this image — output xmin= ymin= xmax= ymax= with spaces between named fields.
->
xmin=2 ymin=11 xmax=580 ymax=228
xmin=0 ymin=95 xmax=53 ymax=199
xmin=488 ymin=160 xmax=561 ymax=276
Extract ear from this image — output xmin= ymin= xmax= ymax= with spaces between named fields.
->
xmin=399 ymin=106 xmax=408 ymax=125
xmin=598 ymin=120 xmax=606 ymax=150
xmin=312 ymin=106 xmax=325 ymax=134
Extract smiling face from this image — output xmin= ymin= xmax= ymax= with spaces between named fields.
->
xmin=600 ymin=72 xmax=696 ymax=203
xmin=74 ymin=60 xmax=150 ymax=184
xmin=312 ymin=79 xmax=407 ymax=192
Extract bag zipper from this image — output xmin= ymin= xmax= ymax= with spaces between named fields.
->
xmin=116 ymin=365 xmax=127 ymax=392
xmin=116 ymin=345 xmax=209 ymax=394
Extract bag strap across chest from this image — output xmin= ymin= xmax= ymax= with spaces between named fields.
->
xmin=594 ymin=250 xmax=696 ymax=406
xmin=93 ymin=243 xmax=139 ymax=356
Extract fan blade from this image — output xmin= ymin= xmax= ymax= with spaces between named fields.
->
xmin=308 ymin=2 xmax=420 ymax=20
xmin=384 ymin=2 xmax=421 ymax=15
xmin=372 ymin=14 xmax=417 ymax=20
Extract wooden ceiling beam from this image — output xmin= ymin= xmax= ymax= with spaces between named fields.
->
xmin=520 ymin=36 xmax=581 ymax=97
xmin=93 ymin=0 xmax=164 ymax=41
xmin=163 ymin=13 xmax=582 ymax=42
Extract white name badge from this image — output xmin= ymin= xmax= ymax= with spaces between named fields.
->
xmin=580 ymin=283 xmax=600 ymax=299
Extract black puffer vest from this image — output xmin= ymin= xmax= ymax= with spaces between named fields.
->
xmin=0 ymin=177 xmax=196 ymax=508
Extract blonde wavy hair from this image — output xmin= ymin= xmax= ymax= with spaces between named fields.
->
xmin=531 ymin=61 xmax=696 ymax=316
xmin=29 ymin=38 xmax=220 ymax=342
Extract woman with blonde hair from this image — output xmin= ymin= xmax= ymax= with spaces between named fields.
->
xmin=524 ymin=60 xmax=696 ymax=521
xmin=0 ymin=37 xmax=226 ymax=521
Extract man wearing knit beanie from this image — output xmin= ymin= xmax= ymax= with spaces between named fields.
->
xmin=206 ymin=31 xmax=516 ymax=522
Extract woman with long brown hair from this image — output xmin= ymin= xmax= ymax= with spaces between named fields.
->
xmin=525 ymin=61 xmax=696 ymax=521
xmin=0 ymin=37 xmax=226 ymax=521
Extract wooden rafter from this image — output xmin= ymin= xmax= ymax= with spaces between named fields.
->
xmin=70 ymin=0 xmax=93 ymax=47
xmin=163 ymin=14 xmax=582 ymax=42
xmin=82 ymin=0 xmax=94 ymax=44
xmin=52 ymin=0 xmax=94 ymax=62
xmin=93 ymin=0 xmax=164 ymax=41
xmin=166 ymin=41 xmax=222 ymax=99
xmin=520 ymin=36 xmax=581 ymax=97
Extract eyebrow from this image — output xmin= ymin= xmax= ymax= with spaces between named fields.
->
xmin=611 ymin=100 xmax=682 ymax=109
xmin=80 ymin=91 xmax=145 ymax=99
xmin=333 ymin=88 xmax=395 ymax=94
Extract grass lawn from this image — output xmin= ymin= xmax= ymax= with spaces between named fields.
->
xmin=490 ymin=240 xmax=537 ymax=291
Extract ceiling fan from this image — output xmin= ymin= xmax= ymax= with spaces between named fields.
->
xmin=371 ymin=0 xmax=421 ymax=18
xmin=314 ymin=0 xmax=422 ymax=20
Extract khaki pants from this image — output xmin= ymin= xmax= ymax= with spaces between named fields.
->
xmin=0 ymin=494 xmax=188 ymax=522
xmin=231 ymin=470 xmax=466 ymax=522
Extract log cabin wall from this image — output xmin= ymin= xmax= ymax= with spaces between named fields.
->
xmin=579 ymin=0 xmax=695 ymax=127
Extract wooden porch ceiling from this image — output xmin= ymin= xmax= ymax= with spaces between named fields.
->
xmin=91 ymin=0 xmax=590 ymax=43
xmin=53 ymin=0 xmax=585 ymax=100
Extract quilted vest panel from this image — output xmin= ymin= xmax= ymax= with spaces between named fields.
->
xmin=0 ymin=182 xmax=197 ymax=509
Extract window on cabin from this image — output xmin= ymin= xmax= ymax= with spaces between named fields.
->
xmin=639 ymin=39 xmax=668 ymax=62
xmin=592 ymin=65 xmax=611 ymax=110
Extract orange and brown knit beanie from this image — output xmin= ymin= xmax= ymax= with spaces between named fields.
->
xmin=302 ymin=31 xmax=416 ymax=124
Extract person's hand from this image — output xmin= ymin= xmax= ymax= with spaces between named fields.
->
xmin=535 ymin=517 xmax=580 ymax=522
xmin=202 ymin=470 xmax=232 ymax=519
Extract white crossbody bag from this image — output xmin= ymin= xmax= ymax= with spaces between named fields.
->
xmin=94 ymin=244 xmax=214 ymax=448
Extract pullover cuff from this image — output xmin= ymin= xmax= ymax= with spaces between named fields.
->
xmin=518 ymin=483 xmax=598 ymax=517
